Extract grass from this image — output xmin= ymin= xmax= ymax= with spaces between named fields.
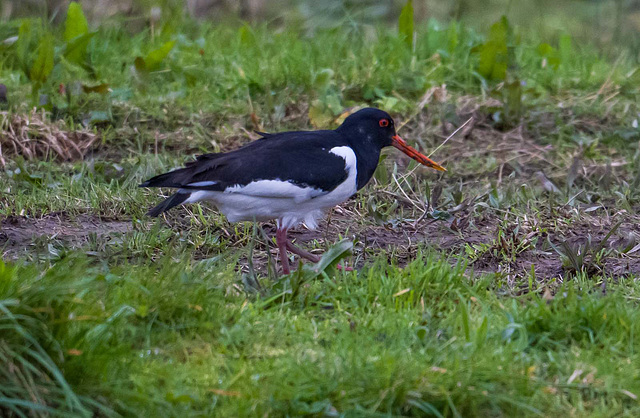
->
xmin=2 ymin=4 xmax=640 ymax=417
xmin=3 ymin=253 xmax=640 ymax=416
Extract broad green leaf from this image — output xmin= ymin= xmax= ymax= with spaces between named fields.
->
xmin=16 ymin=20 xmax=33 ymax=75
xmin=447 ymin=22 xmax=458 ymax=53
xmin=165 ymin=392 xmax=195 ymax=404
xmin=537 ymin=43 xmax=560 ymax=69
xmin=238 ymin=24 xmax=255 ymax=46
xmin=0 ymin=259 xmax=14 ymax=280
xmin=537 ymin=43 xmax=554 ymax=56
xmin=398 ymin=0 xmax=414 ymax=48
xmin=504 ymin=79 xmax=523 ymax=120
xmin=416 ymin=327 xmax=427 ymax=340
xmin=110 ymin=87 xmax=133 ymax=101
xmin=144 ymin=40 xmax=175 ymax=72
xmin=64 ymin=2 xmax=88 ymax=42
xmin=63 ymin=3 xmax=92 ymax=68
xmin=428 ymin=209 xmax=452 ymax=220
xmin=30 ymin=35 xmax=54 ymax=84
xmin=475 ymin=16 xmax=512 ymax=81
xmin=64 ymin=32 xmax=94 ymax=65
xmin=374 ymin=154 xmax=389 ymax=184
xmin=324 ymin=93 xmax=342 ymax=114
xmin=302 ymin=239 xmax=353 ymax=277
xmin=559 ymin=33 xmax=573 ymax=66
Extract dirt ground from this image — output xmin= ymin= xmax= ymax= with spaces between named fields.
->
xmin=3 ymin=204 xmax=638 ymax=282
xmin=1 ymin=213 xmax=131 ymax=258
xmin=2 ymin=102 xmax=640 ymax=281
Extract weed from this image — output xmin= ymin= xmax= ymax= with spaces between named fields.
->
xmin=549 ymin=220 xmax=623 ymax=275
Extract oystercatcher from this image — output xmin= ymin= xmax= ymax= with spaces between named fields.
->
xmin=140 ymin=108 xmax=445 ymax=274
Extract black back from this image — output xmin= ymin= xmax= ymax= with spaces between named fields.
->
xmin=141 ymin=108 xmax=398 ymax=194
xmin=141 ymin=131 xmax=350 ymax=192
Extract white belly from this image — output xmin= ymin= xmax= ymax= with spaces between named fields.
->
xmin=185 ymin=186 xmax=353 ymax=229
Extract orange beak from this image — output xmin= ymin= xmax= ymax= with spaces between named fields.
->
xmin=391 ymin=135 xmax=446 ymax=172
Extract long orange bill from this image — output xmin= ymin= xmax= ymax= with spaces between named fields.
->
xmin=391 ymin=135 xmax=446 ymax=172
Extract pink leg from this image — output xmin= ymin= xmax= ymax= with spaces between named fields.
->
xmin=286 ymin=241 xmax=320 ymax=263
xmin=276 ymin=226 xmax=290 ymax=275
xmin=336 ymin=264 xmax=354 ymax=271
xmin=286 ymin=240 xmax=353 ymax=271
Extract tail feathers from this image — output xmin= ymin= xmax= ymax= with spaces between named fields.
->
xmin=139 ymin=167 xmax=192 ymax=188
xmin=146 ymin=192 xmax=191 ymax=217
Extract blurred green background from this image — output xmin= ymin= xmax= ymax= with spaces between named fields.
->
xmin=4 ymin=0 xmax=640 ymax=54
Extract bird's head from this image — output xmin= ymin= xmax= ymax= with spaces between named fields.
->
xmin=337 ymin=108 xmax=446 ymax=172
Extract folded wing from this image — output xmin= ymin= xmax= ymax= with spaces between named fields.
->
xmin=140 ymin=131 xmax=350 ymax=215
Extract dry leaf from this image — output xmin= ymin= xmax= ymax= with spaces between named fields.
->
xmin=393 ymin=288 xmax=411 ymax=297
xmin=208 ymin=388 xmax=241 ymax=397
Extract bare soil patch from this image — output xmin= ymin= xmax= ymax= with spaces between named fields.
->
xmin=244 ymin=204 xmax=640 ymax=281
xmin=1 ymin=213 xmax=131 ymax=259
xmin=2 ymin=206 xmax=639 ymax=283
xmin=3 ymin=101 xmax=639 ymax=283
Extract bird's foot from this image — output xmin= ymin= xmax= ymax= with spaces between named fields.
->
xmin=282 ymin=239 xmax=353 ymax=274
xmin=336 ymin=264 xmax=353 ymax=271
xmin=286 ymin=240 xmax=321 ymax=263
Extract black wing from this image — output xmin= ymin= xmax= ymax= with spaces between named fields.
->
xmin=140 ymin=130 xmax=350 ymax=199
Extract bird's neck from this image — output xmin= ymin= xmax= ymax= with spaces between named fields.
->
xmin=336 ymin=127 xmax=383 ymax=190
xmin=351 ymin=146 xmax=381 ymax=190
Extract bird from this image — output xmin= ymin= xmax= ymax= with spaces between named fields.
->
xmin=140 ymin=107 xmax=445 ymax=274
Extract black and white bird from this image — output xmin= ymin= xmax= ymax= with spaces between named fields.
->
xmin=140 ymin=108 xmax=445 ymax=274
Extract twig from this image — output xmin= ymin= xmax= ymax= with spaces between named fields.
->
xmin=428 ymin=117 xmax=473 ymax=158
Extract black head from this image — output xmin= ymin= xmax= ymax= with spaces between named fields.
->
xmin=336 ymin=107 xmax=397 ymax=149
xmin=336 ymin=107 xmax=446 ymax=173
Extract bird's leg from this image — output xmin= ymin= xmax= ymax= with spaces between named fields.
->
xmin=336 ymin=264 xmax=354 ymax=272
xmin=286 ymin=240 xmax=353 ymax=272
xmin=275 ymin=226 xmax=290 ymax=275
xmin=286 ymin=240 xmax=321 ymax=263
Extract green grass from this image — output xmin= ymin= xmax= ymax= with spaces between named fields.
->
xmin=2 ymin=5 xmax=640 ymax=417
xmin=1 ymin=11 xmax=638 ymax=133
xmin=3 ymin=253 xmax=640 ymax=417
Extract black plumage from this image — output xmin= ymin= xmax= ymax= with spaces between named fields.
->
xmin=141 ymin=131 xmax=349 ymax=194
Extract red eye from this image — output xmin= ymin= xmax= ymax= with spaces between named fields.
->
xmin=379 ymin=119 xmax=389 ymax=127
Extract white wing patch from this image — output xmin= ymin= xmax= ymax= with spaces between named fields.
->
xmin=187 ymin=181 xmax=217 ymax=187
xmin=224 ymin=179 xmax=325 ymax=203
xmin=325 ymin=146 xmax=357 ymax=199
xmin=329 ymin=146 xmax=356 ymax=171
